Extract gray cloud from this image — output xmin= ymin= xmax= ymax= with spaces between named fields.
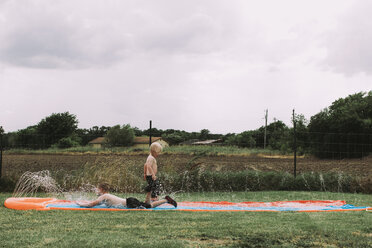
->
xmin=0 ymin=1 xmax=134 ymax=68
xmin=0 ymin=0 xmax=308 ymax=70
xmin=1 ymin=0 xmax=371 ymax=134
xmin=322 ymin=1 xmax=372 ymax=76
xmin=0 ymin=0 xmax=239 ymax=69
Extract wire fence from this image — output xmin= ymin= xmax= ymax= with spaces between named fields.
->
xmin=0 ymin=133 xmax=101 ymax=150
xmin=1 ymin=130 xmax=371 ymax=193
xmin=295 ymin=131 xmax=372 ymax=159
xmin=0 ymin=130 xmax=371 ymax=159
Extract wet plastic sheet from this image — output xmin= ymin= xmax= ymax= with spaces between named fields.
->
xmin=4 ymin=197 xmax=370 ymax=212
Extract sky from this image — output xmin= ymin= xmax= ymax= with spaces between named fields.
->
xmin=0 ymin=0 xmax=371 ymax=134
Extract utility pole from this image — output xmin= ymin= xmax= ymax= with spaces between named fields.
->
xmin=149 ymin=120 xmax=152 ymax=147
xmin=0 ymin=127 xmax=3 ymax=178
xmin=293 ymin=109 xmax=297 ymax=178
xmin=264 ymin=109 xmax=268 ymax=149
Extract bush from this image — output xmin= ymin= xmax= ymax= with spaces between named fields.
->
xmin=161 ymin=170 xmax=364 ymax=193
xmin=308 ymin=91 xmax=372 ymax=158
xmin=56 ymin=137 xmax=80 ymax=149
xmin=105 ymin=124 xmax=134 ymax=147
xmin=162 ymin=133 xmax=185 ymax=145
xmin=225 ymin=132 xmax=256 ymax=148
xmin=36 ymin=112 xmax=78 ymax=148
xmin=9 ymin=157 xmax=366 ymax=194
xmin=0 ymin=177 xmax=16 ymax=192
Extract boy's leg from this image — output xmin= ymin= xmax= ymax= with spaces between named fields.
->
xmin=144 ymin=176 xmax=153 ymax=204
xmin=150 ymin=199 xmax=167 ymax=208
xmin=165 ymin=196 xmax=177 ymax=207
xmin=151 ymin=196 xmax=159 ymax=201
xmin=151 ymin=196 xmax=177 ymax=208
xmin=145 ymin=192 xmax=151 ymax=205
xmin=151 ymin=179 xmax=160 ymax=201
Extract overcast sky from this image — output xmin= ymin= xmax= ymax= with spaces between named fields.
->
xmin=0 ymin=0 xmax=371 ymax=134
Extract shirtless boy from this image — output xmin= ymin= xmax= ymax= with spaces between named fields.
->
xmin=76 ymin=183 xmax=177 ymax=209
xmin=144 ymin=142 xmax=162 ymax=204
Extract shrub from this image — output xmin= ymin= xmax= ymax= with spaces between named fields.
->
xmin=7 ymin=157 xmax=367 ymax=194
xmin=56 ymin=137 xmax=80 ymax=149
xmin=0 ymin=177 xmax=16 ymax=192
xmin=105 ymin=124 xmax=134 ymax=147
xmin=161 ymin=170 xmax=364 ymax=194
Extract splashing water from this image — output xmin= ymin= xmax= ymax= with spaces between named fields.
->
xmin=13 ymin=171 xmax=99 ymax=200
xmin=319 ymin=173 xmax=326 ymax=191
xmin=13 ymin=170 xmax=63 ymax=198
xmin=63 ymin=183 xmax=98 ymax=201
xmin=337 ymin=172 xmax=343 ymax=192
xmin=301 ymin=173 xmax=311 ymax=190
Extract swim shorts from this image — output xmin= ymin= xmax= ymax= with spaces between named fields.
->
xmin=145 ymin=175 xmax=160 ymax=198
xmin=126 ymin=197 xmax=151 ymax=209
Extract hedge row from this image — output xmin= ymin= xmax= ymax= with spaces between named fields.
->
xmin=160 ymin=170 xmax=370 ymax=194
xmin=2 ymin=167 xmax=370 ymax=194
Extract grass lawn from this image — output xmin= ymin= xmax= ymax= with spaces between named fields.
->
xmin=4 ymin=145 xmax=280 ymax=156
xmin=1 ymin=191 xmax=372 ymax=247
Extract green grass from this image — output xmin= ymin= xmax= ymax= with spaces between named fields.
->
xmin=4 ymin=145 xmax=282 ymax=156
xmin=3 ymin=146 xmax=139 ymax=154
xmin=163 ymin=145 xmax=282 ymax=156
xmin=1 ymin=191 xmax=372 ymax=247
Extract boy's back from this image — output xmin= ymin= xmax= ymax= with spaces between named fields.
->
xmin=144 ymin=154 xmax=157 ymax=177
xmin=97 ymin=193 xmax=127 ymax=207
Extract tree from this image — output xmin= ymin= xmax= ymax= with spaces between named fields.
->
xmin=308 ymin=91 xmax=372 ymax=158
xmin=76 ymin=126 xmax=111 ymax=145
xmin=15 ymin=126 xmax=39 ymax=148
xmin=36 ymin=112 xmax=78 ymax=148
xmin=105 ymin=124 xmax=135 ymax=147
xmin=143 ymin=127 xmax=163 ymax=137
xmin=266 ymin=120 xmax=290 ymax=151
xmin=132 ymin=127 xmax=143 ymax=137
xmin=199 ymin=129 xmax=210 ymax=140
xmin=222 ymin=133 xmax=236 ymax=143
xmin=290 ymin=113 xmax=309 ymax=155
xmin=252 ymin=120 xmax=290 ymax=150
xmin=237 ymin=131 xmax=256 ymax=148
xmin=162 ymin=132 xmax=185 ymax=145
xmin=225 ymin=131 xmax=256 ymax=148
xmin=56 ymin=137 xmax=80 ymax=148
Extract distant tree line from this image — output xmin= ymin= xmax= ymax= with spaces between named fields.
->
xmin=1 ymin=91 xmax=371 ymax=158
xmin=308 ymin=91 xmax=372 ymax=158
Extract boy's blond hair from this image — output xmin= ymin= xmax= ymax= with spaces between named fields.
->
xmin=150 ymin=142 xmax=162 ymax=155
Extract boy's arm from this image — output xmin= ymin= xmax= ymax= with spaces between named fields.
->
xmin=76 ymin=195 xmax=104 ymax=207
xmin=153 ymin=162 xmax=157 ymax=177
xmin=144 ymin=163 xmax=147 ymax=180
xmin=76 ymin=199 xmax=101 ymax=207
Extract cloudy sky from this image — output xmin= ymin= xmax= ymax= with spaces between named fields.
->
xmin=0 ymin=0 xmax=371 ymax=134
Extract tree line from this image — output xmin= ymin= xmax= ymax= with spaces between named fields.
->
xmin=1 ymin=91 xmax=371 ymax=158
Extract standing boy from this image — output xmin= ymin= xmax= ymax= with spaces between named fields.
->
xmin=144 ymin=142 xmax=162 ymax=205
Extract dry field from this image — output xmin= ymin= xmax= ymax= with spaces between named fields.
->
xmin=3 ymin=153 xmax=371 ymax=180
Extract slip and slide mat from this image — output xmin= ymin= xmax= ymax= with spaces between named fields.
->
xmin=4 ymin=197 xmax=372 ymax=212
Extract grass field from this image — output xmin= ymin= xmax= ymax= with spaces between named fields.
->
xmin=3 ymin=145 xmax=283 ymax=156
xmin=3 ymin=152 xmax=371 ymax=193
xmin=1 ymin=191 xmax=372 ymax=247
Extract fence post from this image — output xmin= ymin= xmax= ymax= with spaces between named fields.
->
xmin=149 ymin=120 xmax=152 ymax=146
xmin=293 ymin=109 xmax=297 ymax=178
xmin=264 ymin=109 xmax=268 ymax=149
xmin=0 ymin=132 xmax=3 ymax=178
